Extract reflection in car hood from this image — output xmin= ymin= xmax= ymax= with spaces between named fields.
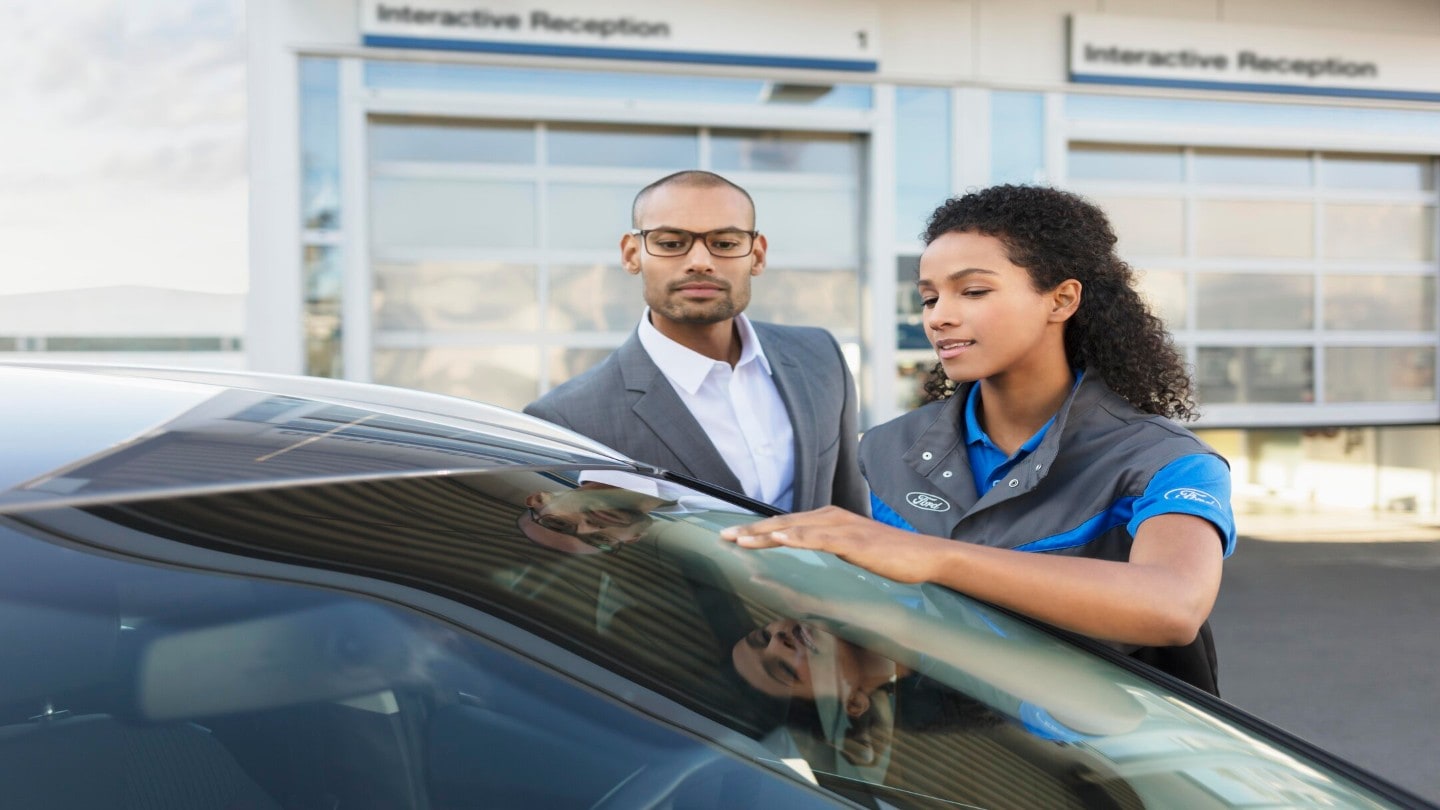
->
xmin=0 ymin=364 xmax=637 ymax=513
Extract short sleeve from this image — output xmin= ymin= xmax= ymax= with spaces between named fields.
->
xmin=1126 ymin=454 xmax=1236 ymax=557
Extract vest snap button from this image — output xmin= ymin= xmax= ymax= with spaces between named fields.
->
xmin=1034 ymin=464 xmax=1042 ymax=471
xmin=1008 ymin=479 xmax=1019 ymax=488
xmin=921 ymin=451 xmax=933 ymax=460
xmin=941 ymin=470 xmax=953 ymax=478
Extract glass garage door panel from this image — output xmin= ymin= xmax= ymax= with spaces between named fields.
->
xmin=548 ymin=264 xmax=644 ymax=332
xmin=370 ymin=118 xmax=535 ymax=164
xmin=1326 ymin=347 xmax=1436 ymax=404
xmin=548 ymin=124 xmax=697 ymax=169
xmin=546 ymin=184 xmax=634 ymax=251
xmin=373 ymin=346 xmax=540 ymax=409
xmin=373 ymin=262 xmax=538 ymax=332
xmin=371 ymin=178 xmax=536 ymax=250
xmin=1324 ymin=275 xmax=1435 ymax=332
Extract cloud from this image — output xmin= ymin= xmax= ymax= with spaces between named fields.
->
xmin=0 ymin=0 xmax=248 ymax=296
xmin=0 ymin=0 xmax=246 ymax=190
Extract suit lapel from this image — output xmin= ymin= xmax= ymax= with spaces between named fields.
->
xmin=617 ymin=336 xmax=745 ymax=493
xmin=762 ymin=330 xmax=817 ymax=512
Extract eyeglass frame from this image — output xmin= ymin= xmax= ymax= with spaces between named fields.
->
xmin=628 ymin=227 xmax=760 ymax=258
xmin=524 ymin=505 xmax=635 ymax=554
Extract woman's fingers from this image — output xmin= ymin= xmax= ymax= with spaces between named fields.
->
xmin=730 ymin=530 xmax=792 ymax=549
xmin=720 ymin=506 xmax=859 ymax=546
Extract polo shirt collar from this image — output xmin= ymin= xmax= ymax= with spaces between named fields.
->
xmin=636 ymin=308 xmax=772 ymax=396
xmin=963 ymin=371 xmax=1085 ymax=456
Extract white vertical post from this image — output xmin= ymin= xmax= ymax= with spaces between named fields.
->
xmin=868 ymin=84 xmax=898 ymax=428
xmin=245 ymin=0 xmax=304 ymax=374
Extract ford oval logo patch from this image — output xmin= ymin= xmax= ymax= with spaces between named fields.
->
xmin=906 ymin=492 xmax=951 ymax=512
xmin=1163 ymin=488 xmax=1222 ymax=510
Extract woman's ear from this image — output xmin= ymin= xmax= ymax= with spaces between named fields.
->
xmin=1049 ymin=279 xmax=1082 ymax=323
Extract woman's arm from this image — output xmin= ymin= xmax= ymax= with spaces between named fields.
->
xmin=719 ymin=508 xmax=1223 ymax=647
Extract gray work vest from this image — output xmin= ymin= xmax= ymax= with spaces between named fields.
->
xmin=860 ymin=374 xmax=1221 ymax=561
xmin=859 ymin=374 xmax=1228 ymax=693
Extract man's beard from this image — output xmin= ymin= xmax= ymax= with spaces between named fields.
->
xmin=655 ymin=279 xmax=748 ymax=324
xmin=660 ymin=297 xmax=740 ymax=324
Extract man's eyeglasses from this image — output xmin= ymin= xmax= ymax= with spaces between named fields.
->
xmin=630 ymin=228 xmax=758 ymax=258
xmin=525 ymin=506 xmax=630 ymax=554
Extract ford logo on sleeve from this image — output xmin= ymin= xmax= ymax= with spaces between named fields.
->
xmin=906 ymin=492 xmax=951 ymax=512
xmin=1163 ymin=488 xmax=1222 ymax=510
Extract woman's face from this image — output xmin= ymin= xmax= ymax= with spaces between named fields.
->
xmin=917 ymin=230 xmax=1076 ymax=384
xmin=732 ymin=619 xmax=894 ymax=715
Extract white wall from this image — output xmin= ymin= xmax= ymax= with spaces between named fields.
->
xmin=0 ymin=288 xmax=243 ymax=336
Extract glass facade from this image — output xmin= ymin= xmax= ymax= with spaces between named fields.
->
xmin=1068 ymin=143 xmax=1439 ymax=420
xmin=293 ymin=57 xmax=1440 ymax=436
xmin=363 ymin=110 xmax=866 ymax=410
xmin=300 ymin=58 xmax=344 ymax=379
xmin=894 ymin=87 xmax=950 ymax=243
xmin=299 ymin=58 xmax=342 ymax=231
xmin=990 ymin=91 xmax=1046 ymax=186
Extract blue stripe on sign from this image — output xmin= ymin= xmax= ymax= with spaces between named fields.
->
xmin=1014 ymin=496 xmax=1137 ymax=553
xmin=870 ymin=493 xmax=916 ymax=532
xmin=364 ymin=36 xmax=880 ymax=72
xmin=1070 ymin=73 xmax=1440 ymax=104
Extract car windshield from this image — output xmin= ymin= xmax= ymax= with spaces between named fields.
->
xmin=0 ymin=466 xmax=1407 ymax=809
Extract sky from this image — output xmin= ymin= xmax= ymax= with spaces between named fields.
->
xmin=0 ymin=0 xmax=247 ymax=296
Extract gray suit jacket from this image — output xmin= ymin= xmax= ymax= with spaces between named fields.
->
xmin=524 ymin=322 xmax=868 ymax=515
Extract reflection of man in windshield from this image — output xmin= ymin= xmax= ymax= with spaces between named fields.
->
xmin=517 ymin=482 xmax=675 ymax=555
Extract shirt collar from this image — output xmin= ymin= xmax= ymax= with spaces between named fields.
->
xmin=963 ymin=371 xmax=1083 ymax=455
xmin=637 ymin=308 xmax=772 ymax=395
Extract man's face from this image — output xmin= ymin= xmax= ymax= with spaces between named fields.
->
xmin=518 ymin=483 xmax=667 ymax=555
xmin=622 ymin=184 xmax=767 ymax=332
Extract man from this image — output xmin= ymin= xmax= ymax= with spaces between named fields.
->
xmin=525 ymin=170 xmax=867 ymax=515
xmin=517 ymin=480 xmax=672 ymax=556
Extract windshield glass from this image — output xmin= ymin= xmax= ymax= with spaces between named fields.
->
xmin=5 ymin=467 xmax=1408 ymax=809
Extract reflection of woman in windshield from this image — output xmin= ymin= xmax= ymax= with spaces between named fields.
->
xmin=733 ymin=619 xmax=899 ymax=714
xmin=731 ymin=618 xmax=905 ymax=767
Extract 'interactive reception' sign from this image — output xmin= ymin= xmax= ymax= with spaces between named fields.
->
xmin=1070 ymin=14 xmax=1440 ymax=102
xmin=359 ymin=0 xmax=880 ymax=72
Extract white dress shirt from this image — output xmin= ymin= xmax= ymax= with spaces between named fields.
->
xmin=637 ymin=309 xmax=796 ymax=511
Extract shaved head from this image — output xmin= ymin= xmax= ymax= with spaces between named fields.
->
xmin=631 ymin=170 xmax=755 ymax=227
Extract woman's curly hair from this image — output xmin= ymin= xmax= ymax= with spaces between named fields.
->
xmin=919 ymin=185 xmax=1196 ymax=420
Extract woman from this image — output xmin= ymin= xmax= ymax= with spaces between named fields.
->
xmin=721 ymin=185 xmax=1235 ymax=692
xmin=731 ymin=616 xmax=902 ymax=767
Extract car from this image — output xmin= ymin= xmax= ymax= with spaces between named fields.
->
xmin=0 ymin=361 xmax=1432 ymax=810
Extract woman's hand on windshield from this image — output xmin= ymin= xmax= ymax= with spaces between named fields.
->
xmin=719 ymin=507 xmax=954 ymax=585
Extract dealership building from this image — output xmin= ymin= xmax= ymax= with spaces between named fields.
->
xmin=244 ymin=0 xmax=1440 ymax=512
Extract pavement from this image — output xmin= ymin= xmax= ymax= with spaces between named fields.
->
xmin=1214 ymin=497 xmax=1440 ymax=803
